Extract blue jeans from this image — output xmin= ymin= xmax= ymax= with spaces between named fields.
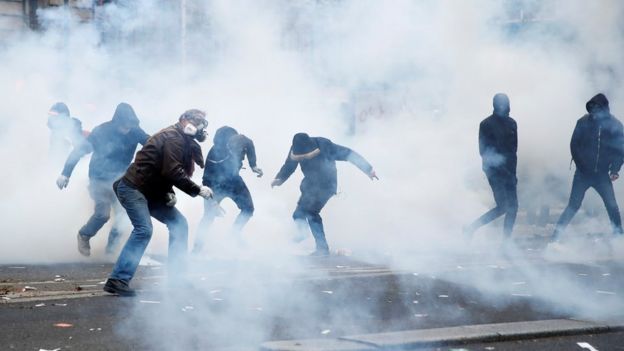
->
xmin=110 ymin=179 xmax=189 ymax=282
xmin=79 ymin=179 xmax=125 ymax=252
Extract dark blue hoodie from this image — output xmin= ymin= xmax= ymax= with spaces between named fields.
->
xmin=62 ymin=103 xmax=149 ymax=181
xmin=202 ymin=126 xmax=257 ymax=187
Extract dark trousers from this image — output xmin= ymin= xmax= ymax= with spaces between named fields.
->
xmin=293 ymin=190 xmax=334 ymax=252
xmin=554 ymin=171 xmax=622 ymax=237
xmin=110 ymin=179 xmax=188 ymax=283
xmin=469 ymin=173 xmax=518 ymax=236
xmin=194 ymin=176 xmax=254 ymax=250
xmin=79 ymin=179 xmax=125 ymax=252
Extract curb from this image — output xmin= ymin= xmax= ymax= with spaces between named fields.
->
xmin=260 ymin=319 xmax=624 ymax=351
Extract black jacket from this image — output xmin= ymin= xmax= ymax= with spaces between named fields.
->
xmin=202 ymin=127 xmax=257 ymax=187
xmin=479 ymin=114 xmax=517 ymax=177
xmin=123 ymin=124 xmax=204 ymax=200
xmin=62 ymin=122 xmax=149 ymax=181
xmin=571 ymin=113 xmax=624 ymax=175
xmin=275 ymin=137 xmax=372 ymax=194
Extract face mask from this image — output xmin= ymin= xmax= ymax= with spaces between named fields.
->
xmin=183 ymin=123 xmax=198 ymax=136
xmin=183 ymin=122 xmax=208 ymax=142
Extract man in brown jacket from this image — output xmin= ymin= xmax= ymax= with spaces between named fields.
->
xmin=103 ymin=109 xmax=213 ymax=296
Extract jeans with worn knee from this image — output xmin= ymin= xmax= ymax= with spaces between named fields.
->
xmin=110 ymin=179 xmax=189 ymax=283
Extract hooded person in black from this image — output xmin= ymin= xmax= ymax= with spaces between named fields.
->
xmin=192 ymin=126 xmax=263 ymax=253
xmin=553 ymin=93 xmax=624 ymax=240
xmin=47 ymin=102 xmax=86 ymax=163
xmin=465 ymin=93 xmax=518 ymax=238
xmin=272 ymin=133 xmax=378 ymax=256
xmin=56 ymin=103 xmax=149 ymax=256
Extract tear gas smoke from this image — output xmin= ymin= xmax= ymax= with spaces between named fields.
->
xmin=1 ymin=0 xmax=623 ymax=349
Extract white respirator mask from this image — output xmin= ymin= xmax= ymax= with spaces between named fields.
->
xmin=183 ymin=123 xmax=198 ymax=136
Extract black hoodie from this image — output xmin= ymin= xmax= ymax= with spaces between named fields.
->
xmin=62 ymin=103 xmax=149 ymax=181
xmin=479 ymin=113 xmax=517 ymax=177
xmin=275 ymin=136 xmax=373 ymax=194
xmin=571 ymin=94 xmax=624 ymax=175
xmin=202 ymin=126 xmax=257 ymax=187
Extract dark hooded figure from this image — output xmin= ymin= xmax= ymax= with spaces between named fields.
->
xmin=553 ymin=93 xmax=624 ymax=240
xmin=47 ymin=102 xmax=86 ymax=162
xmin=56 ymin=103 xmax=149 ymax=257
xmin=272 ymin=133 xmax=378 ymax=256
xmin=465 ymin=93 xmax=518 ymax=238
xmin=193 ymin=126 xmax=263 ymax=253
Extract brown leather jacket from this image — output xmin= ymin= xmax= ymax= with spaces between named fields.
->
xmin=122 ymin=123 xmax=204 ymax=200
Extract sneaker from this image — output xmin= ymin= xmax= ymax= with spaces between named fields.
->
xmin=77 ymin=234 xmax=91 ymax=257
xmin=103 ymin=278 xmax=136 ymax=297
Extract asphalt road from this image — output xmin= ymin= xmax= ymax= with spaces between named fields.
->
xmin=2 ymin=239 xmax=624 ymax=351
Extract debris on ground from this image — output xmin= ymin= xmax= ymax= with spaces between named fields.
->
xmin=53 ymin=323 xmax=73 ymax=328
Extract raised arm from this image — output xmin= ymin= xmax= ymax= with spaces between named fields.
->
xmin=330 ymin=141 xmax=376 ymax=179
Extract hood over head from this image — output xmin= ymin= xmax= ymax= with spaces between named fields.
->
xmin=49 ymin=102 xmax=70 ymax=117
xmin=586 ymin=93 xmax=610 ymax=116
xmin=111 ymin=102 xmax=140 ymax=128
xmin=493 ymin=93 xmax=510 ymax=117
xmin=213 ymin=126 xmax=238 ymax=147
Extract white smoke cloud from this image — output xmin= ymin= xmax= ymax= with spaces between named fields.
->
xmin=1 ymin=0 xmax=624 ymax=348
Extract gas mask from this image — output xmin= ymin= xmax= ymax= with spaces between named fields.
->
xmin=183 ymin=121 xmax=208 ymax=142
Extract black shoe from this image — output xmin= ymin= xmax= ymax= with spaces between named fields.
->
xmin=103 ymin=278 xmax=136 ymax=297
